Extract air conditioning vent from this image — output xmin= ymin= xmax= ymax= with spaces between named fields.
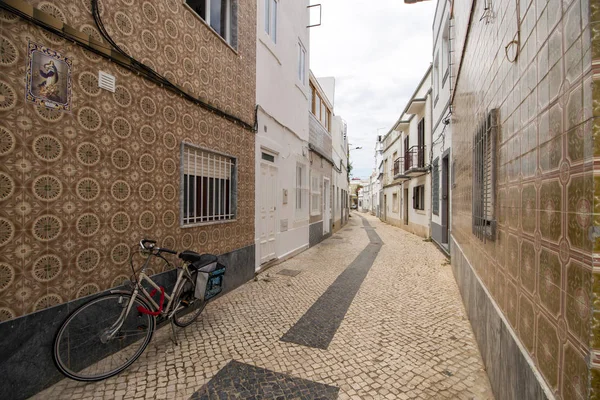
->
xmin=98 ymin=71 xmax=116 ymax=92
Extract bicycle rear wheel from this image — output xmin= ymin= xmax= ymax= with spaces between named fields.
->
xmin=53 ymin=292 xmax=155 ymax=381
xmin=173 ymin=274 xmax=206 ymax=327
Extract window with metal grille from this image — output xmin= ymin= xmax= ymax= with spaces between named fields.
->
xmin=413 ymin=185 xmax=425 ymax=210
xmin=472 ymin=109 xmax=498 ymax=242
xmin=432 ymin=158 xmax=439 ymax=215
xmin=182 ymin=144 xmax=236 ymax=225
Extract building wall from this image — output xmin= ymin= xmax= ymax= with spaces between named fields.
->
xmin=431 ymin=0 xmax=452 ymax=249
xmin=308 ymin=154 xmax=332 ymax=245
xmin=381 ymin=128 xmax=403 ymax=224
xmin=0 ymin=0 xmax=256 ymax=396
xmin=451 ymin=0 xmax=594 ymax=398
xmin=331 ymin=115 xmax=349 ymax=231
xmin=255 ymin=0 xmax=310 ymax=266
xmin=401 ymin=71 xmax=432 ymax=239
xmin=0 ymin=0 xmax=256 ymax=321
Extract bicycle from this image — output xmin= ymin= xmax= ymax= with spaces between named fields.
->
xmin=53 ymin=239 xmax=226 ymax=382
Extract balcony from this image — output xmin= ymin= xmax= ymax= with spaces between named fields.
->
xmin=393 ymin=158 xmax=410 ymax=181
xmin=402 ymin=145 xmax=429 ymax=177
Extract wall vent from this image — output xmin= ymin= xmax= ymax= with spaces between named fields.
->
xmin=98 ymin=71 xmax=116 ymax=92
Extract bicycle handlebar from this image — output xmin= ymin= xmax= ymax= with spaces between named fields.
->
xmin=159 ymin=248 xmax=177 ymax=255
xmin=140 ymin=239 xmax=177 ymax=255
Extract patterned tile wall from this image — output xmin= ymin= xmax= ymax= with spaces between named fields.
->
xmin=0 ymin=0 xmax=257 ymax=320
xmin=451 ymin=0 xmax=594 ymax=398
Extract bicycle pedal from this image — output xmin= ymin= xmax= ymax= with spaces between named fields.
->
xmin=181 ymin=299 xmax=190 ymax=306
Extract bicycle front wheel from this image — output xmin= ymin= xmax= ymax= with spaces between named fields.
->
xmin=53 ymin=292 xmax=155 ymax=381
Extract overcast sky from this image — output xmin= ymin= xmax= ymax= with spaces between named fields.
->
xmin=310 ymin=0 xmax=436 ymax=179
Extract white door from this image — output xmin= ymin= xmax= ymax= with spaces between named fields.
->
xmin=259 ymin=161 xmax=277 ymax=264
xmin=323 ymin=178 xmax=331 ymax=234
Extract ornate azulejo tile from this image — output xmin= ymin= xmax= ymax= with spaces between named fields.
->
xmin=521 ymin=184 xmax=537 ymax=234
xmin=567 ymin=174 xmax=594 ymax=252
xmin=566 ymin=261 xmax=591 ymax=346
xmin=520 ymin=239 xmax=537 ymax=295
xmin=539 ymin=248 xmax=562 ymax=317
xmin=536 ymin=313 xmax=560 ymax=390
xmin=562 ymin=344 xmax=589 ymax=400
xmin=518 ymin=294 xmax=536 ymax=354
xmin=540 ymin=180 xmax=562 ymax=242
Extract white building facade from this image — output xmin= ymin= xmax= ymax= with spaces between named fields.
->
xmin=255 ymin=0 xmax=311 ymax=268
xmin=430 ymin=0 xmax=452 ymax=254
xmin=384 ymin=67 xmax=433 ymax=239
xmin=330 ymin=114 xmax=350 ymax=231
xmin=371 ymin=136 xmax=384 ymax=217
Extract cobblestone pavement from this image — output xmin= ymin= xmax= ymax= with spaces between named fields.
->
xmin=34 ymin=213 xmax=494 ymax=400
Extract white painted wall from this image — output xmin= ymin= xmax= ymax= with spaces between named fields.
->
xmin=431 ymin=0 xmax=452 ymax=234
xmin=331 ymin=115 xmax=349 ymax=225
xmin=255 ymin=0 xmax=311 ymax=269
xmin=381 ymin=130 xmax=403 ymax=222
xmin=404 ymin=76 xmax=432 ymax=234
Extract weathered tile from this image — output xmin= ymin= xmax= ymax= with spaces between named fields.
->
xmin=539 ymin=248 xmax=562 ymax=317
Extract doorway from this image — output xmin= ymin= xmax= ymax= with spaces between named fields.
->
xmin=259 ymin=155 xmax=277 ymax=264
xmin=442 ymin=155 xmax=449 ymax=244
xmin=323 ymin=178 xmax=331 ymax=235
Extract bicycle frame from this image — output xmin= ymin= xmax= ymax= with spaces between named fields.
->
xmin=104 ymin=251 xmax=193 ymax=341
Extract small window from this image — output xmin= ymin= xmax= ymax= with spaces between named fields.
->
xmin=265 ymin=0 xmax=277 ymax=43
xmin=432 ymin=158 xmax=439 ymax=215
xmin=433 ymin=52 xmax=440 ymax=103
xmin=261 ymin=152 xmax=275 ymax=162
xmin=310 ymin=173 xmax=321 ymax=215
xmin=413 ymin=185 xmax=425 ymax=211
xmin=298 ymin=42 xmax=306 ymax=85
xmin=186 ymin=0 xmax=235 ymax=46
xmin=182 ymin=144 xmax=236 ymax=225
xmin=392 ymin=192 xmax=399 ymax=213
xmin=473 ymin=110 xmax=498 ymax=242
xmin=296 ymin=163 xmax=308 ymax=216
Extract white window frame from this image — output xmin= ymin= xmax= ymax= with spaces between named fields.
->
xmin=298 ymin=41 xmax=306 ymax=85
xmin=296 ymin=163 xmax=308 ymax=219
xmin=310 ymin=172 xmax=321 ymax=216
xmin=265 ymin=0 xmax=277 ymax=43
xmin=181 ymin=143 xmax=236 ymax=226
xmin=433 ymin=52 xmax=440 ymax=103
xmin=185 ymin=0 xmax=233 ymax=45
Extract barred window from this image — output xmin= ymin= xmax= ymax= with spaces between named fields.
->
xmin=432 ymin=158 xmax=439 ymax=215
xmin=182 ymin=144 xmax=236 ymax=225
xmin=472 ymin=109 xmax=498 ymax=242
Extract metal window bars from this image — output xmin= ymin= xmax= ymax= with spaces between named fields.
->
xmin=182 ymin=144 xmax=236 ymax=225
xmin=432 ymin=158 xmax=439 ymax=215
xmin=472 ymin=109 xmax=498 ymax=242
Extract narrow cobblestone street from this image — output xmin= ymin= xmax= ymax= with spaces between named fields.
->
xmin=35 ymin=213 xmax=493 ymax=400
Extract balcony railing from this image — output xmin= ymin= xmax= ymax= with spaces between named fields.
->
xmin=393 ymin=158 xmax=401 ymax=176
xmin=404 ymin=145 xmax=426 ymax=171
xmin=393 ymin=145 xmax=428 ymax=180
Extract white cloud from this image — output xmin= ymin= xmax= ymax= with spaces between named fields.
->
xmin=310 ymin=0 xmax=436 ymax=178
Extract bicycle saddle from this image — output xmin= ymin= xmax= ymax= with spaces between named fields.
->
xmin=179 ymin=250 xmax=218 ymax=271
